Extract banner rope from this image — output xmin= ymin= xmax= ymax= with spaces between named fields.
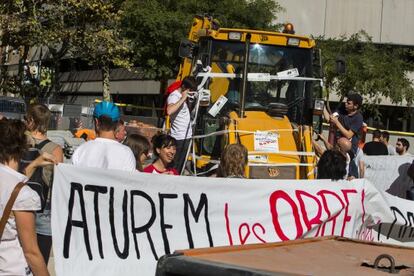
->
xmin=193 ymin=154 xmax=315 ymax=167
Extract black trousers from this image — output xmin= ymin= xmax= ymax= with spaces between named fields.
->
xmin=37 ymin=234 xmax=52 ymax=264
xmin=173 ymin=138 xmax=191 ymax=173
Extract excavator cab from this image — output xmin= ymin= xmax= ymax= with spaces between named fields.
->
xmin=176 ymin=16 xmax=324 ymax=179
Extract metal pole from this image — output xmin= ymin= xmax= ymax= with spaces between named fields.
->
xmin=240 ymin=33 xmax=251 ymax=118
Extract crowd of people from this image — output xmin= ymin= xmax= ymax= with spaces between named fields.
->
xmin=1 ymin=107 xmax=57 ymax=275
xmin=316 ymin=92 xmax=412 ymax=181
xmin=1 ymin=89 xmax=414 ymax=274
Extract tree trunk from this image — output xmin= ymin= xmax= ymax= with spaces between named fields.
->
xmin=0 ymin=46 xmax=9 ymax=96
xmin=102 ymin=64 xmax=110 ymax=101
xmin=51 ymin=59 xmax=58 ymax=95
xmin=159 ymin=78 xmax=168 ymax=95
xmin=18 ymin=45 xmax=30 ymax=98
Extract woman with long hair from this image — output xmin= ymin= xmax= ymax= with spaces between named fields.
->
xmin=143 ymin=134 xmax=178 ymax=175
xmin=217 ymin=143 xmax=248 ymax=178
xmin=25 ymin=103 xmax=63 ymax=264
xmin=124 ymin=134 xmax=151 ymax=171
xmin=0 ymin=118 xmax=50 ymax=276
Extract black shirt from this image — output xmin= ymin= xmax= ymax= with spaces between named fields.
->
xmin=363 ymin=141 xmax=388 ymax=156
xmin=338 ymin=111 xmax=363 ymax=155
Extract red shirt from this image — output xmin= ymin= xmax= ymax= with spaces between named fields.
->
xmin=143 ymin=164 xmax=178 ymax=175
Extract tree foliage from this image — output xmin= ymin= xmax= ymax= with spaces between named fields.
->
xmin=0 ymin=0 xmax=44 ymax=97
xmin=316 ymin=31 xmax=414 ymax=106
xmin=65 ymin=0 xmax=131 ymax=100
xmin=1 ymin=0 xmax=282 ymax=99
xmin=0 ymin=0 xmax=131 ymax=100
xmin=121 ymin=0 xmax=283 ymax=84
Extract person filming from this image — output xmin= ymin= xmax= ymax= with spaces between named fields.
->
xmin=166 ymin=76 xmax=197 ymax=173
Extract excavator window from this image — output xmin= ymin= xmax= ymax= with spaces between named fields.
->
xmin=201 ymin=40 xmax=313 ymax=124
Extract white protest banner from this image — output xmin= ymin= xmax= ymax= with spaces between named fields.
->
xmin=52 ymin=164 xmax=414 ymax=276
xmin=363 ymin=155 xmax=414 ymax=197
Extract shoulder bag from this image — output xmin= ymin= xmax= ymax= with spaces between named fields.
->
xmin=0 ymin=182 xmax=26 ymax=242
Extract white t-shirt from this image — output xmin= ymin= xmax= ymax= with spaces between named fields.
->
xmin=345 ymin=152 xmax=350 ymax=177
xmin=0 ymin=164 xmax=41 ymax=276
xmin=387 ymin=144 xmax=396 ymax=155
xmin=71 ymin=137 xmax=136 ymax=171
xmin=167 ymin=90 xmax=192 ymax=140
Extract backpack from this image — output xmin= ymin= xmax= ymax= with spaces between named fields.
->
xmin=19 ymin=139 xmax=53 ymax=212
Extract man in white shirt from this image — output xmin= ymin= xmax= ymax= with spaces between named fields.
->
xmin=72 ymin=101 xmax=136 ymax=171
xmin=166 ymin=76 xmax=197 ymax=173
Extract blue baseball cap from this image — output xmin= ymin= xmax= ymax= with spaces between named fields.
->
xmin=93 ymin=101 xmax=120 ymax=121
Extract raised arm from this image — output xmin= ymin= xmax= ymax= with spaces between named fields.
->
xmin=330 ymin=116 xmax=355 ymax=139
xmin=24 ymin=152 xmax=58 ymax=178
xmin=323 ymin=106 xmax=331 ymax=122
xmin=166 ymin=90 xmax=188 ymax=116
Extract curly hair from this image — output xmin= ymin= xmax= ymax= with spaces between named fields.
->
xmin=124 ymin=134 xmax=150 ymax=171
xmin=0 ymin=118 xmax=28 ymax=164
xmin=317 ymin=149 xmax=347 ymax=181
xmin=218 ymin=143 xmax=248 ymax=177
xmin=26 ymin=103 xmax=51 ymax=134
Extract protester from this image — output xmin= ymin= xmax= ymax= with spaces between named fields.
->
xmin=380 ymin=131 xmax=396 ymax=155
xmin=24 ymin=103 xmax=64 ymax=264
xmin=335 ymin=137 xmax=360 ymax=179
xmin=72 ymin=101 xmax=136 ymax=170
xmin=359 ymin=130 xmax=389 ymax=178
xmin=0 ymin=118 xmax=49 ymax=276
xmin=313 ymin=134 xmax=357 ymax=179
xmin=124 ymin=134 xmax=151 ymax=171
xmin=324 ymin=93 xmax=363 ymax=155
xmin=143 ymin=134 xmax=178 ymax=175
xmin=217 ymin=143 xmax=248 ymax=178
xmin=362 ymin=129 xmax=388 ymax=155
xmin=166 ymin=76 xmax=198 ymax=173
xmin=316 ymin=149 xmax=347 ymax=181
xmin=115 ymin=119 xmax=127 ymax=143
xmin=406 ymin=161 xmax=414 ymax=200
xmin=396 ymin=138 xmax=410 ymax=156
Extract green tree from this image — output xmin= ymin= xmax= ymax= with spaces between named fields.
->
xmin=0 ymin=0 xmax=131 ymax=101
xmin=121 ymin=0 xmax=283 ymax=91
xmin=317 ymin=31 xmax=414 ymax=108
xmin=0 ymin=0 xmax=44 ymax=97
xmin=67 ymin=0 xmax=131 ymax=101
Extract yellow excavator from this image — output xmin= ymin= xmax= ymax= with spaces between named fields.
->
xmin=170 ymin=15 xmax=326 ymax=179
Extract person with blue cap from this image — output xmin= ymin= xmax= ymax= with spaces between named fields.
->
xmin=71 ymin=101 xmax=136 ymax=171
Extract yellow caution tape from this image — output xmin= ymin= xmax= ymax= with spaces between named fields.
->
xmin=322 ymin=122 xmax=414 ymax=137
